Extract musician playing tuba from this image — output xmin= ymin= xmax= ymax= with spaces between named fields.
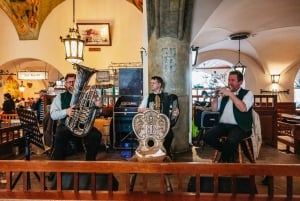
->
xmin=50 ymin=73 xmax=102 ymax=161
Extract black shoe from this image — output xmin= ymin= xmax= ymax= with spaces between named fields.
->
xmin=262 ymin=176 xmax=270 ymax=185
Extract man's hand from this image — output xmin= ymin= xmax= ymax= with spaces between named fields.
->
xmin=66 ymin=105 xmax=76 ymax=117
xmin=172 ymin=108 xmax=180 ymax=117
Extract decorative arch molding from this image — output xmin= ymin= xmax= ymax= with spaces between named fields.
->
xmin=195 ymin=49 xmax=268 ymax=95
xmin=197 ymin=49 xmax=265 ymax=75
xmin=0 ymin=0 xmax=65 ymax=40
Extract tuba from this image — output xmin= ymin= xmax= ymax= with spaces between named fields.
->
xmin=65 ymin=64 xmax=110 ymax=137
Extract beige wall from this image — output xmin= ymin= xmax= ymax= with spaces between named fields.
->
xmin=0 ymin=0 xmax=143 ymax=104
xmin=0 ymin=0 xmax=143 ymax=81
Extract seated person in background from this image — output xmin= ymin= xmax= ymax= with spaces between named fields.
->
xmin=31 ymin=89 xmax=52 ymax=123
xmin=203 ymin=70 xmax=254 ymax=163
xmin=16 ymin=98 xmax=26 ymax=109
xmin=50 ymin=73 xmax=102 ymax=161
xmin=2 ymin=93 xmax=15 ymax=114
xmin=195 ymin=90 xmax=211 ymax=108
xmin=194 ymin=90 xmax=211 ymax=129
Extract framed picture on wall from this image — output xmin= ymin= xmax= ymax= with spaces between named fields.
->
xmin=96 ymin=71 xmax=110 ymax=82
xmin=77 ymin=23 xmax=111 ymax=46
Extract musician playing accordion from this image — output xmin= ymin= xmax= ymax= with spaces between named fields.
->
xmin=138 ymin=76 xmax=180 ymax=159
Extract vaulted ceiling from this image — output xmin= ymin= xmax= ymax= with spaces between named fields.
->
xmin=191 ymin=0 xmax=300 ymax=76
xmin=1 ymin=0 xmax=300 ymax=79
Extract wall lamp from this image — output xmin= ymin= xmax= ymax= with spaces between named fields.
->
xmin=191 ymin=46 xmax=199 ymax=66
xmin=260 ymin=89 xmax=289 ymax=94
xmin=271 ymin=74 xmax=280 ymax=83
xmin=19 ymin=81 xmax=26 ymax=92
xmin=260 ymin=74 xmax=289 ymax=94
xmin=60 ymin=0 xmax=85 ymax=64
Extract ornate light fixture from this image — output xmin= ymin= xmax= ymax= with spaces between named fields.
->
xmin=60 ymin=0 xmax=85 ymax=64
xmin=191 ymin=46 xmax=199 ymax=66
xmin=271 ymin=74 xmax=280 ymax=83
xmin=19 ymin=81 xmax=26 ymax=92
xmin=230 ymin=32 xmax=249 ymax=74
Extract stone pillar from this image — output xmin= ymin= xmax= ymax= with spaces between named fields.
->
xmin=146 ymin=0 xmax=193 ymax=153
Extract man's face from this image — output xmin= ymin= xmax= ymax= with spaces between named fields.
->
xmin=150 ymin=79 xmax=161 ymax=92
xmin=228 ymin=74 xmax=242 ymax=92
xmin=65 ymin=76 xmax=76 ymax=92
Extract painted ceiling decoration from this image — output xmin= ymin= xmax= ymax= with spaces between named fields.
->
xmin=126 ymin=0 xmax=143 ymax=12
xmin=0 ymin=0 xmax=65 ymax=40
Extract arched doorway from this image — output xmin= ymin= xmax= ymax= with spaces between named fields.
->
xmin=0 ymin=58 xmax=63 ymax=106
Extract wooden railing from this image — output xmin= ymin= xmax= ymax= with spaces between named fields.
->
xmin=0 ymin=160 xmax=300 ymax=200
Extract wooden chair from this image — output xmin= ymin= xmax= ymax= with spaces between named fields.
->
xmin=213 ymin=136 xmax=255 ymax=163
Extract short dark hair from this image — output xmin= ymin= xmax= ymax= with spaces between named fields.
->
xmin=65 ymin=73 xmax=76 ymax=80
xmin=229 ymin=70 xmax=243 ymax=82
xmin=151 ymin=76 xmax=164 ymax=88
xmin=4 ymin=93 xmax=11 ymax=99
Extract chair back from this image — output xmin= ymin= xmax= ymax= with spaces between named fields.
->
xmin=132 ymin=110 xmax=170 ymax=162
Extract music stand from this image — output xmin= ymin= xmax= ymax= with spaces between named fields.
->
xmin=197 ymin=111 xmax=220 ymax=148
xmin=12 ymin=109 xmax=47 ymax=189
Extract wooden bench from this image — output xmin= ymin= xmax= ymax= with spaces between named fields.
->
xmin=0 ymin=160 xmax=300 ymax=200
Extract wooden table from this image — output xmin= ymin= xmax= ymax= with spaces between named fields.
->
xmin=279 ymin=113 xmax=300 ymax=124
xmin=0 ymin=122 xmax=23 ymax=159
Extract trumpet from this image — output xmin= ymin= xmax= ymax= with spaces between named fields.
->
xmin=210 ymin=86 xmax=230 ymax=98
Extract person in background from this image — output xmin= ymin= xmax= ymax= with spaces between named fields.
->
xmin=203 ymin=70 xmax=254 ymax=163
xmin=31 ymin=90 xmax=51 ymax=123
xmin=16 ymin=98 xmax=26 ymax=108
xmin=50 ymin=73 xmax=102 ymax=161
xmin=2 ymin=93 xmax=15 ymax=114
xmin=138 ymin=76 xmax=180 ymax=159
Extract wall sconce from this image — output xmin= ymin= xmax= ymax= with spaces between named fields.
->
xmin=271 ymin=74 xmax=280 ymax=83
xmin=140 ymin=47 xmax=147 ymax=64
xmin=260 ymin=73 xmax=289 ymax=94
xmin=260 ymin=89 xmax=289 ymax=94
xmin=19 ymin=81 xmax=26 ymax=92
xmin=191 ymin=46 xmax=199 ymax=66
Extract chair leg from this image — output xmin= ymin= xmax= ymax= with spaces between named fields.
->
xmin=244 ymin=139 xmax=255 ymax=163
xmin=213 ymin=150 xmax=220 ymax=163
xmin=129 ymin=173 xmax=137 ymax=192
xmin=164 ymin=174 xmax=173 ymax=192
xmin=238 ymin=143 xmax=243 ymax=163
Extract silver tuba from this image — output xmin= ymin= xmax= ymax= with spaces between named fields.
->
xmin=65 ymin=64 xmax=99 ymax=137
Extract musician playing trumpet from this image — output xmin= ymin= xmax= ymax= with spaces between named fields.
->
xmin=203 ymin=70 xmax=254 ymax=163
xmin=50 ymin=73 xmax=102 ymax=161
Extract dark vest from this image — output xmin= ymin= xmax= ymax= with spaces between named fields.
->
xmin=146 ymin=93 xmax=179 ymax=127
xmin=147 ymin=93 xmax=170 ymax=116
xmin=60 ymin=91 xmax=72 ymax=123
xmin=219 ymin=88 xmax=253 ymax=132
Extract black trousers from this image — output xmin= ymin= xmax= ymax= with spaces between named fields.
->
xmin=203 ymin=123 xmax=251 ymax=162
xmin=163 ymin=129 xmax=174 ymax=157
xmin=52 ymin=124 xmax=101 ymax=161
